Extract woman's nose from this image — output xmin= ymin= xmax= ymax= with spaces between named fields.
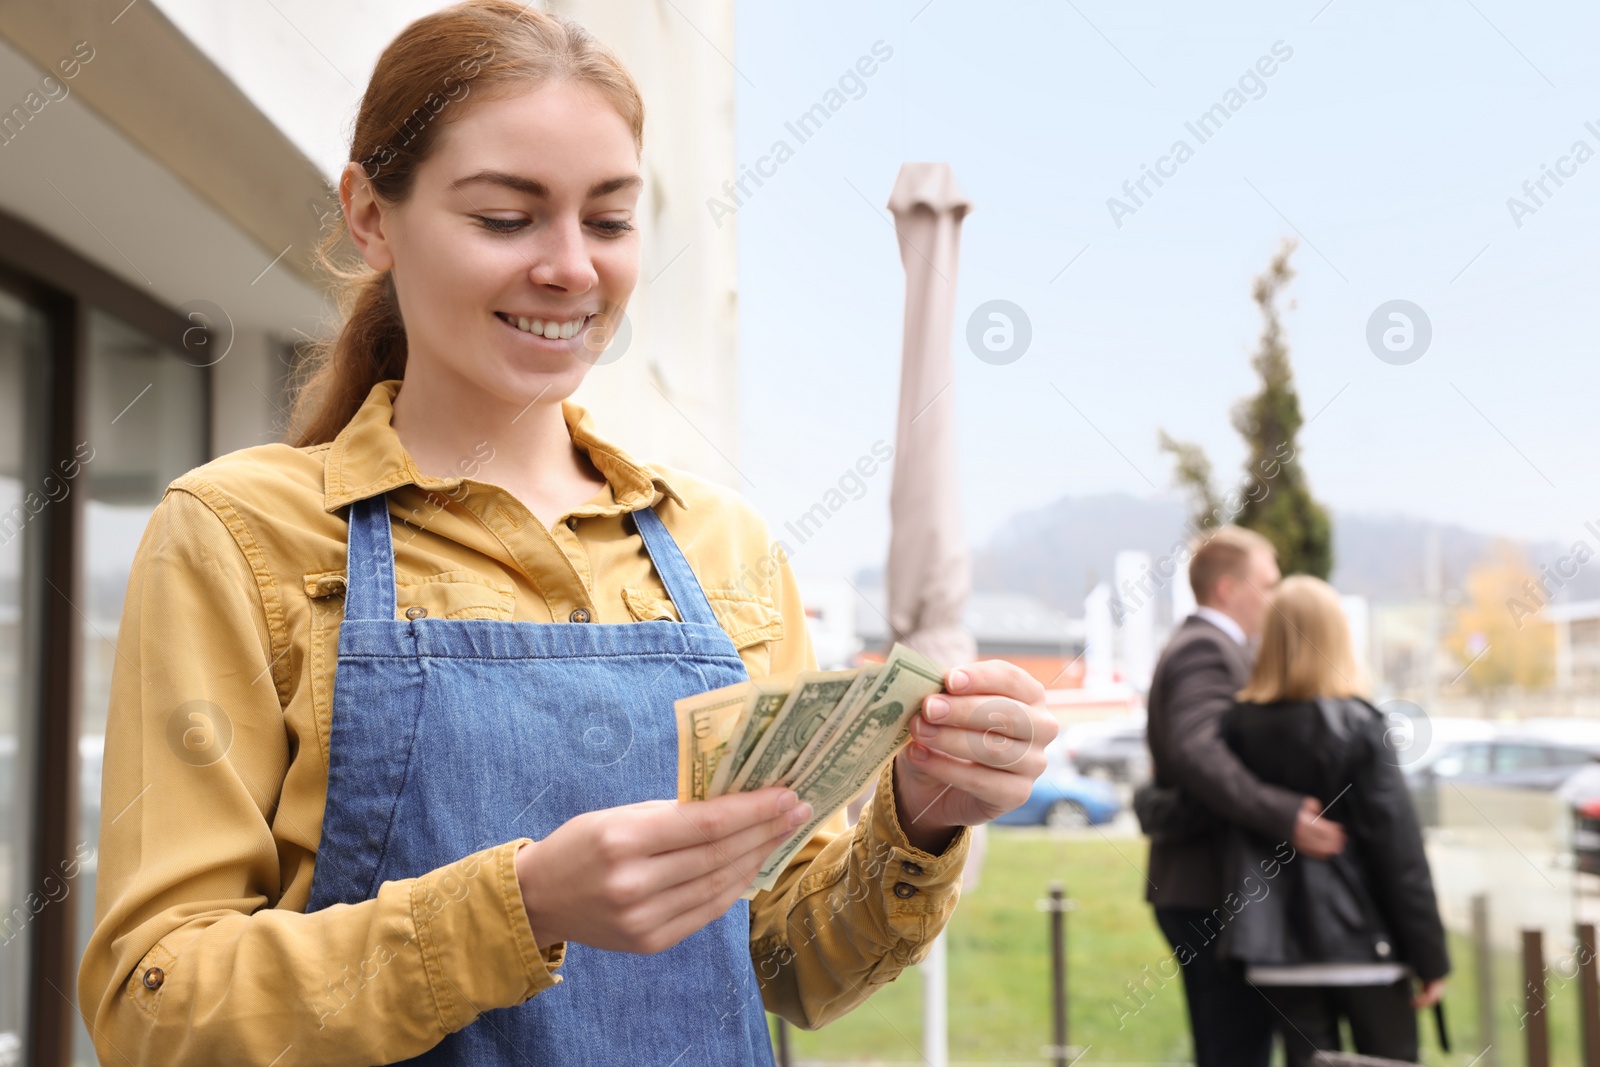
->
xmin=531 ymin=216 xmax=598 ymax=293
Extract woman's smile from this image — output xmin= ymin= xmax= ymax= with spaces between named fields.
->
xmin=493 ymin=309 xmax=598 ymax=348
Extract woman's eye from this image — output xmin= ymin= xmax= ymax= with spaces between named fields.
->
xmin=474 ymin=216 xmax=528 ymax=233
xmin=591 ymin=219 xmax=634 ymax=237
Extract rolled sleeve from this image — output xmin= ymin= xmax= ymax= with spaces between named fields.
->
xmin=412 ymin=839 xmax=566 ymax=1033
xmin=750 ymin=759 xmax=969 ymax=1029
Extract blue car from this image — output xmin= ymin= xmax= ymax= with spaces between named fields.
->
xmin=993 ymin=768 xmax=1121 ymax=829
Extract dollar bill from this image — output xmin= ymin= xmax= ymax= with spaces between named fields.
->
xmin=674 ymin=684 xmax=750 ymax=803
xmin=780 ymin=664 xmax=882 ymax=787
xmin=742 ymin=644 xmax=945 ymax=895
xmin=707 ymin=680 xmax=790 ymax=798
xmin=727 ymin=670 xmax=857 ymax=793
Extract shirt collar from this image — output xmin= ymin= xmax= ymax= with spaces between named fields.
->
xmin=321 ymin=379 xmax=685 ymax=514
xmin=1193 ymin=605 xmax=1247 ymax=646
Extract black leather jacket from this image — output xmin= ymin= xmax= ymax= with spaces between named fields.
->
xmin=1216 ymin=696 xmax=1451 ymax=982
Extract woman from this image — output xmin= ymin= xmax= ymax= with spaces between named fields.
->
xmin=75 ymin=5 xmax=1057 ymax=1064
xmin=1219 ymin=575 xmax=1449 ymax=1067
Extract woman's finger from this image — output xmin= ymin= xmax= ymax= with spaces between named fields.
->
xmin=642 ymin=785 xmax=798 ymax=856
xmin=644 ymin=828 xmax=794 ymax=946
xmin=649 ymin=800 xmax=811 ymax=892
xmin=944 ymin=660 xmax=1045 ymax=705
xmin=903 ymin=739 xmax=1034 ymax=811
xmin=911 ymin=710 xmax=1047 ymax=774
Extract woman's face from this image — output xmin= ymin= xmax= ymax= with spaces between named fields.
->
xmin=345 ymin=78 xmax=642 ymax=409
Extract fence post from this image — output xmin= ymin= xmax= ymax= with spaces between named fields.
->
xmin=1473 ymin=894 xmax=1498 ymax=1067
xmin=1524 ymin=927 xmax=1550 ymax=1067
xmin=1580 ymin=922 xmax=1600 ymax=1067
xmin=1037 ymin=881 xmax=1074 ymax=1066
xmin=775 ymin=1017 xmax=791 ymax=1067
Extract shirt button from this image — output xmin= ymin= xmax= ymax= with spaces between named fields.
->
xmin=142 ymin=966 xmax=164 ymax=990
xmin=565 ymin=516 xmax=579 ymax=530
xmin=901 ymin=860 xmax=924 ymax=876
xmin=893 ymin=882 xmax=918 ymax=899
xmin=405 ymin=606 xmax=427 ymax=620
xmin=569 ymin=608 xmax=591 ymax=623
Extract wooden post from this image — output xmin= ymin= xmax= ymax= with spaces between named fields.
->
xmin=1051 ymin=882 xmax=1067 ymax=1067
xmin=1473 ymin=894 xmax=1499 ymax=1067
xmin=776 ymin=1017 xmax=792 ymax=1067
xmin=1580 ymin=923 xmax=1600 ymax=1067
xmin=1524 ymin=928 xmax=1550 ymax=1067
xmin=1037 ymin=882 xmax=1072 ymax=1066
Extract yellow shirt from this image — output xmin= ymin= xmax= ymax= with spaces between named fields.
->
xmin=78 ymin=379 xmax=970 ymax=1065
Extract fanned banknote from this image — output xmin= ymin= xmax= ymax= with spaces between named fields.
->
xmin=672 ymin=643 xmax=947 ymax=897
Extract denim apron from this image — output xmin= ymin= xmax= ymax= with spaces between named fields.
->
xmin=306 ymin=492 xmax=777 ymax=1066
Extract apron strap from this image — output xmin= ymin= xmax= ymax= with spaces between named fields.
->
xmin=343 ymin=493 xmax=398 ymax=622
xmin=629 ymin=505 xmax=719 ymax=628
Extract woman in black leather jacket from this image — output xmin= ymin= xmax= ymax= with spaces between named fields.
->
xmin=1219 ymin=575 xmax=1449 ymax=1067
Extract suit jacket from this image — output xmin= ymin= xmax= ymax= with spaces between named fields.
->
xmin=1144 ymin=614 xmax=1302 ymax=909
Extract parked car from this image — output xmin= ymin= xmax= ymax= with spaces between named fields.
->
xmin=1407 ymin=735 xmax=1600 ymax=826
xmin=1060 ymin=717 xmax=1150 ymax=784
xmin=1559 ymin=766 xmax=1600 ymax=876
xmin=993 ymin=768 xmax=1121 ymax=829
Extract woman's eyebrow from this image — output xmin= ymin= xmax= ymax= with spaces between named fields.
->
xmin=449 ymin=170 xmax=642 ymax=199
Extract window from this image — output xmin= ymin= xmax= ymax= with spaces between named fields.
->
xmin=72 ymin=311 xmax=207 ymax=1066
xmin=1432 ymin=742 xmax=1491 ymax=778
xmin=0 ymin=207 xmax=210 ymax=1067
xmin=1495 ymin=744 xmax=1557 ymax=773
xmin=0 ymin=288 xmax=47 ymax=1064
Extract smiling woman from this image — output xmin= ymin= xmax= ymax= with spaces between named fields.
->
xmin=69 ymin=3 xmax=1077 ymax=1065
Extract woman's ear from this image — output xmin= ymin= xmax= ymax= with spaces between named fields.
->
xmin=340 ymin=161 xmax=395 ymax=272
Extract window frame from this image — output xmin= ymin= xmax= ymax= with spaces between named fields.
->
xmin=0 ymin=206 xmax=210 ymax=1067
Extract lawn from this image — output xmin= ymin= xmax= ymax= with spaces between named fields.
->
xmin=768 ymin=829 xmax=1585 ymax=1065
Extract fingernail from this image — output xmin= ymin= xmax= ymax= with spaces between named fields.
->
xmin=788 ymin=803 xmax=812 ymax=826
xmin=924 ymin=696 xmax=948 ymax=722
xmin=776 ymin=790 xmax=798 ymax=812
xmin=948 ymin=669 xmax=969 ymax=692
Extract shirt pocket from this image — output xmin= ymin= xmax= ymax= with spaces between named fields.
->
xmin=621 ymin=584 xmax=786 ymax=677
xmin=303 ymin=569 xmax=517 ymax=765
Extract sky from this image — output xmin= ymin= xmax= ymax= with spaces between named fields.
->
xmin=730 ymin=0 xmax=1600 ymax=582
xmin=148 ymin=0 xmax=1600 ymax=586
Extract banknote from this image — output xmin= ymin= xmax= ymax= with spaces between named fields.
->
xmin=728 ymin=670 xmax=857 ymax=793
xmin=673 ymin=642 xmax=947 ymax=897
xmin=673 ymin=685 xmax=750 ymax=803
xmin=743 ymin=644 xmax=945 ymax=894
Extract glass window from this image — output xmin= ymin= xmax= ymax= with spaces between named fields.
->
xmin=1433 ymin=742 xmax=1492 ymax=778
xmin=1495 ymin=744 xmax=1556 ymax=773
xmin=0 ymin=288 xmax=46 ymax=1064
xmin=73 ymin=310 xmax=206 ymax=1066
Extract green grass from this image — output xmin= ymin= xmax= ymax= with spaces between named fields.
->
xmin=767 ymin=830 xmax=1593 ymax=1064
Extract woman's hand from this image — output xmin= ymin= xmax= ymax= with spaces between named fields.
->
xmin=1413 ymin=977 xmax=1446 ymax=1008
xmin=515 ymin=786 xmax=809 ymax=954
xmin=892 ymin=660 xmax=1059 ymax=853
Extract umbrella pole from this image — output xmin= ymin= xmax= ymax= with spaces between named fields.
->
xmin=921 ymin=929 xmax=948 ymax=1067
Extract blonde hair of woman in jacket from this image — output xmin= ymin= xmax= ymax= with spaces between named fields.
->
xmin=1218 ymin=575 xmax=1449 ymax=1067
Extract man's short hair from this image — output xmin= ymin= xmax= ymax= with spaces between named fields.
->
xmin=1188 ymin=525 xmax=1276 ymax=605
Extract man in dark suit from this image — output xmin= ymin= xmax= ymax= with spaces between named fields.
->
xmin=1143 ymin=526 xmax=1347 ymax=1067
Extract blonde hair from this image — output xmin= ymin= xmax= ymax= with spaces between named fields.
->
xmin=1237 ymin=575 xmax=1365 ymax=703
xmin=1189 ymin=525 xmax=1276 ymax=605
xmin=287 ymin=0 xmax=645 ymax=447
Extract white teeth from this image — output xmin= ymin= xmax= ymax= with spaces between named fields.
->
xmin=503 ymin=313 xmax=588 ymax=337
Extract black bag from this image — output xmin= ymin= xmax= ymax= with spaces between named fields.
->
xmin=1132 ymin=780 xmax=1222 ymax=842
